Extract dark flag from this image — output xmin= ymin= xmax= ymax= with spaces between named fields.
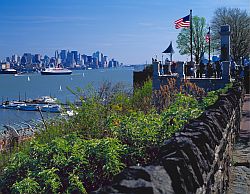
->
xmin=175 ymin=15 xmax=190 ymax=29
xmin=205 ymin=31 xmax=210 ymax=43
xmin=162 ymin=42 xmax=174 ymax=54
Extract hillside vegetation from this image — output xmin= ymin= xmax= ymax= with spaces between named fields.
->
xmin=0 ymin=80 xmax=232 ymax=193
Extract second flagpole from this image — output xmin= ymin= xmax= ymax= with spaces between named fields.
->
xmin=190 ymin=9 xmax=193 ymax=65
xmin=208 ymin=26 xmax=211 ymax=63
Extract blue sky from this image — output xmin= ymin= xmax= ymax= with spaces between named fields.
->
xmin=0 ymin=0 xmax=249 ymax=64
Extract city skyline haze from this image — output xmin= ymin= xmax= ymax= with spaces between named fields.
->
xmin=0 ymin=0 xmax=249 ymax=64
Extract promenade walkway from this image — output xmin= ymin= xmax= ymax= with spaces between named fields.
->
xmin=228 ymin=94 xmax=250 ymax=194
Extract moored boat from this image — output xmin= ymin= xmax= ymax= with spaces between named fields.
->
xmin=41 ymin=104 xmax=61 ymax=113
xmin=18 ymin=104 xmax=38 ymax=111
xmin=0 ymin=69 xmax=17 ymax=74
xmin=3 ymin=103 xmax=19 ymax=109
xmin=34 ymin=96 xmax=58 ymax=104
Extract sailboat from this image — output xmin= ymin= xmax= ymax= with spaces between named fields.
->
xmin=27 ymin=76 xmax=30 ymax=81
xmin=59 ymin=85 xmax=62 ymax=91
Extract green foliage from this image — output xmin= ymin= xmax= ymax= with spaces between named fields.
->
xmin=0 ymin=80 xmax=232 ymax=193
xmin=176 ymin=16 xmax=207 ymax=64
xmin=201 ymin=83 xmax=233 ymax=108
xmin=211 ymin=7 xmax=250 ymax=62
xmin=161 ymin=93 xmax=203 ymax=136
xmin=38 ymin=168 xmax=61 ymax=193
xmin=131 ymin=79 xmax=152 ymax=112
xmin=11 ymin=177 xmax=41 ymax=194
xmin=66 ymin=173 xmax=87 ymax=194
xmin=0 ymin=135 xmax=125 ymax=193
xmin=108 ymin=109 xmax=163 ymax=164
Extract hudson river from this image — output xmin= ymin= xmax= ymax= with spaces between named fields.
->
xmin=0 ymin=67 xmax=133 ymax=127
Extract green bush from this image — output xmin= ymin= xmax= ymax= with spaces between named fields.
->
xmin=0 ymin=136 xmax=126 ymax=193
xmin=0 ymin=80 xmax=232 ymax=193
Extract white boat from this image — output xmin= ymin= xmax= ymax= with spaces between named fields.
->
xmin=35 ymin=96 xmax=57 ymax=104
xmin=41 ymin=104 xmax=61 ymax=113
xmin=0 ymin=69 xmax=17 ymax=74
xmin=41 ymin=67 xmax=72 ymax=75
xmin=2 ymin=103 xmax=19 ymax=109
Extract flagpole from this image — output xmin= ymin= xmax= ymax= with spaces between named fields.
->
xmin=208 ymin=26 xmax=211 ymax=63
xmin=190 ymin=9 xmax=193 ymax=65
xmin=170 ymin=41 xmax=173 ymax=62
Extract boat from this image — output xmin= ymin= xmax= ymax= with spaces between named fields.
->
xmin=41 ymin=67 xmax=72 ymax=75
xmin=3 ymin=103 xmax=19 ymax=109
xmin=41 ymin=104 xmax=61 ymax=113
xmin=18 ymin=104 xmax=38 ymax=111
xmin=34 ymin=96 xmax=57 ymax=104
xmin=0 ymin=69 xmax=17 ymax=74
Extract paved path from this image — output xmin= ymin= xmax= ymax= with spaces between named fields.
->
xmin=228 ymin=94 xmax=250 ymax=194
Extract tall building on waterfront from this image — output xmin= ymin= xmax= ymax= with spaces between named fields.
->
xmin=103 ymin=56 xmax=108 ymax=68
xmin=11 ymin=54 xmax=19 ymax=63
xmin=86 ymin=56 xmax=93 ymax=68
xmin=23 ymin=53 xmax=32 ymax=65
xmin=82 ymin=54 xmax=87 ymax=65
xmin=43 ymin=55 xmax=50 ymax=67
xmin=60 ymin=50 xmax=68 ymax=63
xmin=34 ymin=54 xmax=41 ymax=64
xmin=66 ymin=52 xmax=75 ymax=67
xmin=6 ymin=57 xmax=10 ymax=63
xmin=71 ymin=51 xmax=78 ymax=64
xmin=55 ymin=50 xmax=59 ymax=59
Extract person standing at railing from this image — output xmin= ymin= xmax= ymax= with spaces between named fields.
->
xmin=207 ymin=62 xmax=213 ymax=78
xmin=195 ymin=63 xmax=200 ymax=78
xmin=199 ymin=61 xmax=205 ymax=78
xmin=215 ymin=61 xmax=221 ymax=78
xmin=230 ymin=59 xmax=236 ymax=79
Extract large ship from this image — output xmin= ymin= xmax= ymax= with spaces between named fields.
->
xmin=0 ymin=68 xmax=17 ymax=74
xmin=41 ymin=67 xmax=72 ymax=75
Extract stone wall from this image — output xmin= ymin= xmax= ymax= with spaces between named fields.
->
xmin=152 ymin=60 xmax=231 ymax=92
xmin=92 ymin=83 xmax=244 ymax=194
xmin=133 ymin=65 xmax=153 ymax=88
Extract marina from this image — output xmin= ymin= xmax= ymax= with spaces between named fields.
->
xmin=0 ymin=68 xmax=133 ymax=126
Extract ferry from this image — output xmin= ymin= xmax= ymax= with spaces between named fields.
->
xmin=0 ymin=69 xmax=17 ymax=74
xmin=41 ymin=67 xmax=72 ymax=75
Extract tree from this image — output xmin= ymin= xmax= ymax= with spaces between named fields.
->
xmin=211 ymin=7 xmax=250 ymax=63
xmin=176 ymin=16 xmax=207 ymax=64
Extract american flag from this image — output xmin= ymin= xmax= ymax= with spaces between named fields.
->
xmin=205 ymin=31 xmax=210 ymax=43
xmin=175 ymin=15 xmax=190 ymax=29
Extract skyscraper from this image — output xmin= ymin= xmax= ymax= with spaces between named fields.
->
xmin=60 ymin=50 xmax=68 ymax=63
xmin=11 ymin=54 xmax=18 ymax=63
xmin=66 ymin=52 xmax=75 ymax=67
xmin=71 ymin=51 xmax=78 ymax=64
xmin=34 ymin=54 xmax=41 ymax=64
xmin=23 ymin=53 xmax=32 ymax=65
xmin=55 ymin=50 xmax=59 ymax=59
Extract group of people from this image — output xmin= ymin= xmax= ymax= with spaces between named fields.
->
xmin=185 ymin=61 xmax=222 ymax=78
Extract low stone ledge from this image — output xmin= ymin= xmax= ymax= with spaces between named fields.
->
xmin=93 ymin=83 xmax=244 ymax=194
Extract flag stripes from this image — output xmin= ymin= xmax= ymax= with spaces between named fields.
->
xmin=174 ymin=15 xmax=190 ymax=29
xmin=205 ymin=32 xmax=210 ymax=43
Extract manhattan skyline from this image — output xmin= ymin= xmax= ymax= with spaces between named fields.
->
xmin=0 ymin=0 xmax=249 ymax=64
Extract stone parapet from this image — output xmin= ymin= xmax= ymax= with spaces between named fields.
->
xmin=92 ymin=83 xmax=244 ymax=194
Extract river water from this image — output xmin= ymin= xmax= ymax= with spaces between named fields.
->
xmin=0 ymin=67 xmax=133 ymax=127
